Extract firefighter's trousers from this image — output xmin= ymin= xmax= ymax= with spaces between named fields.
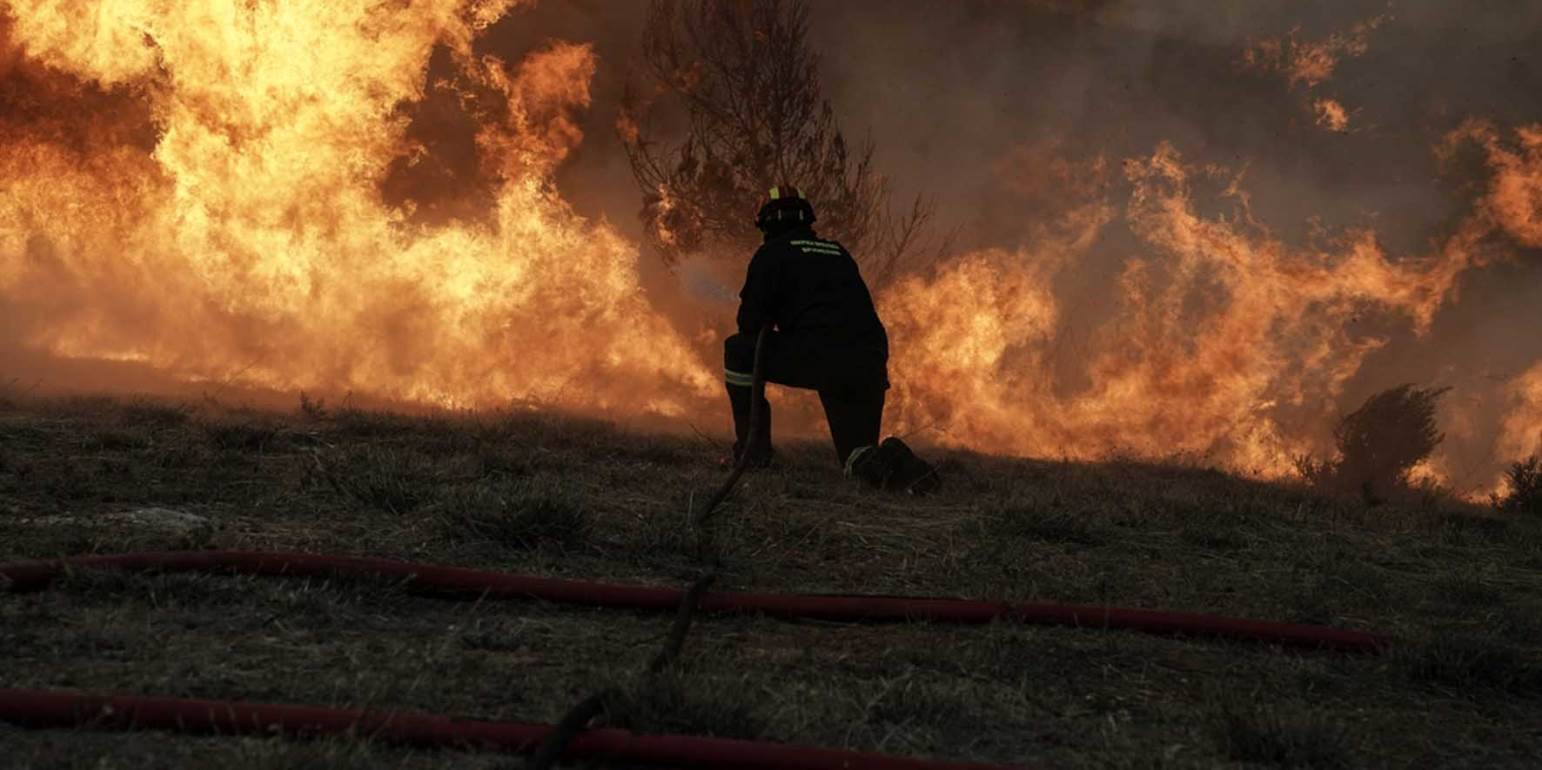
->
xmin=723 ymin=331 xmax=887 ymax=467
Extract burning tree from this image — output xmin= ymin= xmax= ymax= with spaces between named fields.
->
xmin=620 ymin=0 xmax=941 ymax=285
xmin=1298 ymin=384 xmax=1451 ymax=502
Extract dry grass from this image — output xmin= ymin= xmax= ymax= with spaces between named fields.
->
xmin=1210 ymin=703 xmax=1349 ymax=768
xmin=435 ymin=480 xmax=589 ymax=551
xmin=2 ymin=393 xmax=1541 ymax=768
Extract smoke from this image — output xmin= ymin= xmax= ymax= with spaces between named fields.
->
xmin=2 ymin=0 xmax=1540 ymax=494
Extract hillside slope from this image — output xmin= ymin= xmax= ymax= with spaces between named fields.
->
xmin=2 ymin=395 xmax=1540 ymax=768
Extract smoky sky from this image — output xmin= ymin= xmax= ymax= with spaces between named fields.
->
xmin=815 ymin=0 xmax=1538 ymax=250
xmin=463 ymin=1 xmax=1541 ymax=257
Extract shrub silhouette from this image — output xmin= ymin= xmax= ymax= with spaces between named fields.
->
xmin=1300 ymin=384 xmax=1450 ymax=502
xmin=1495 ymin=456 xmax=1542 ymax=516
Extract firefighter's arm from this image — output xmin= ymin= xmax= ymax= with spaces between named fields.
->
xmin=735 ymin=246 xmax=780 ymax=334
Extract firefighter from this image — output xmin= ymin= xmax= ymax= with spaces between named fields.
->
xmin=723 ymin=184 xmax=938 ymax=493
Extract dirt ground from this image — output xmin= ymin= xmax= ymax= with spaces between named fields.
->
xmin=2 ymin=394 xmax=1540 ymax=768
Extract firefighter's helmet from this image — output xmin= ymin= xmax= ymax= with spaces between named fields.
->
xmin=754 ymin=184 xmax=816 ymax=230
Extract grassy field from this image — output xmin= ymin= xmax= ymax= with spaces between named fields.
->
xmin=1 ymin=393 xmax=1540 ymax=769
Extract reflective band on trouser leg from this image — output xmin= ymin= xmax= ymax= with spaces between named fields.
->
xmin=724 ymin=369 xmax=755 ymax=387
xmin=844 ymin=445 xmax=874 ymax=477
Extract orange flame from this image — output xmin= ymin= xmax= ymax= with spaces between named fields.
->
xmin=1 ymin=0 xmax=714 ymax=414
xmin=1313 ymin=98 xmax=1350 ymax=133
xmin=1445 ymin=120 xmax=1542 ymax=249
xmin=1242 ymin=15 xmax=1384 ymax=133
xmin=0 ymin=2 xmax=1536 ymax=497
xmin=1243 ymin=15 xmax=1385 ymax=90
xmin=882 ymin=143 xmax=1479 ymax=476
xmin=1498 ymin=364 xmax=1542 ymax=463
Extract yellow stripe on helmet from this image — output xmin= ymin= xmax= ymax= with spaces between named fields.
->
xmin=768 ymin=186 xmax=780 ymax=200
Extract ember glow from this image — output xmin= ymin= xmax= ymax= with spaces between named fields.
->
xmin=2 ymin=1 xmax=1539 ymax=493
xmin=1241 ymin=14 xmax=1385 ymax=89
xmin=1241 ymin=12 xmax=1384 ymax=135
xmin=1314 ymin=98 xmax=1350 ymax=133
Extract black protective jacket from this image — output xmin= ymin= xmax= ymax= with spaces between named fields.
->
xmin=735 ymin=226 xmax=889 ymax=388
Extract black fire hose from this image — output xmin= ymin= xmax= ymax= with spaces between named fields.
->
xmin=532 ymin=323 xmax=771 ymax=768
xmin=693 ymin=322 xmax=772 ymax=532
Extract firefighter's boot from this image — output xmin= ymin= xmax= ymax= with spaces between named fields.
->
xmin=847 ymin=437 xmax=940 ymax=494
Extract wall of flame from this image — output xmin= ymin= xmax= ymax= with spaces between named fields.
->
xmin=1 ymin=0 xmax=715 ymax=416
xmin=2 ymin=1 xmax=1539 ymax=494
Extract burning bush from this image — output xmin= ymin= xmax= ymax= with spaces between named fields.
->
xmin=1298 ymin=384 xmax=1450 ymax=502
xmin=1495 ymin=457 xmax=1542 ymax=516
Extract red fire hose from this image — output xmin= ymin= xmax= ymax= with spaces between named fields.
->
xmin=0 ymin=550 xmax=1391 ymax=653
xmin=0 ymin=688 xmax=1024 ymax=769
